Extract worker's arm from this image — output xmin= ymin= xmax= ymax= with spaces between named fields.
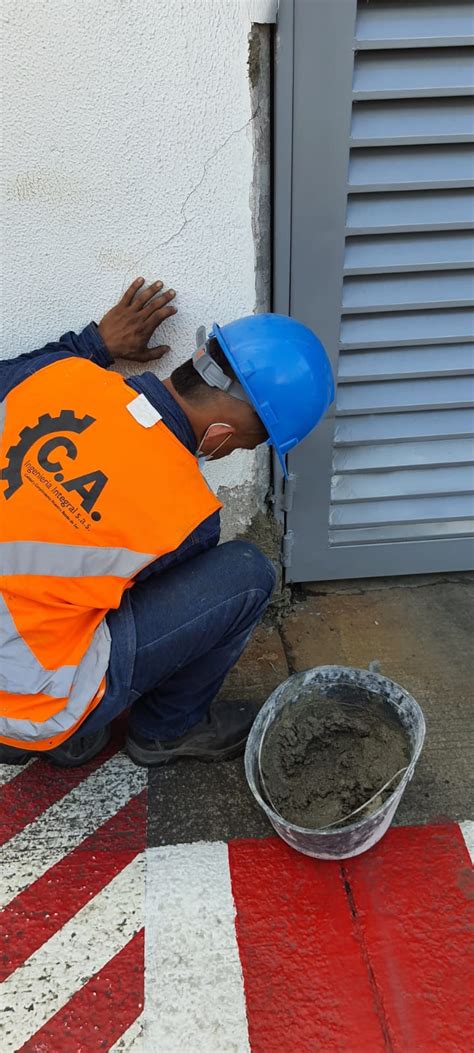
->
xmin=0 ymin=278 xmax=176 ymax=400
xmin=0 ymin=322 xmax=112 ymax=400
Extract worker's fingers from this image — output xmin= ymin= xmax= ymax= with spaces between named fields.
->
xmin=142 ymin=304 xmax=177 ymax=339
xmin=120 ymin=277 xmax=145 ymax=306
xmin=123 ymin=345 xmax=171 ymax=363
xmin=133 ymin=279 xmax=166 ymax=310
xmin=140 ymin=287 xmax=176 ymax=320
xmin=141 ymin=344 xmax=171 ymax=361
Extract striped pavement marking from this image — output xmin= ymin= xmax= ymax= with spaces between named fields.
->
xmin=1 ymin=741 xmax=147 ymax=1053
xmin=109 ymin=1014 xmax=144 ymax=1051
xmin=1 ymin=857 xmax=144 ymax=1051
xmin=144 ymin=842 xmax=251 ymax=1052
xmin=1 ymin=755 xmax=146 ymax=907
xmin=1 ymin=792 xmax=146 ymax=980
xmin=0 ymin=734 xmax=122 ymax=847
xmin=0 ymin=761 xmax=37 ymax=788
xmin=1 ymin=738 xmax=472 ymax=1052
xmin=16 ymin=930 xmax=144 ymax=1053
xmin=460 ymin=819 xmax=474 ymax=861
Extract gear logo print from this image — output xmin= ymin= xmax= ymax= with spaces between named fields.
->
xmin=1 ymin=410 xmax=95 ymax=499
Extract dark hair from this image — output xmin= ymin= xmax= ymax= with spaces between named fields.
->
xmin=171 ymin=337 xmax=236 ymax=401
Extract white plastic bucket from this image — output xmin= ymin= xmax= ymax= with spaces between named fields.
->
xmin=245 ymin=665 xmax=426 ymax=860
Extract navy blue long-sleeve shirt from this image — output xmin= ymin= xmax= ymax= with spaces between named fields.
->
xmin=0 ymin=322 xmax=221 ymax=702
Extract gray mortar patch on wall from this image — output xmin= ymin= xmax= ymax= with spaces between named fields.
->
xmin=248 ymin=23 xmax=272 ymax=315
xmin=217 ymin=23 xmax=277 ymax=555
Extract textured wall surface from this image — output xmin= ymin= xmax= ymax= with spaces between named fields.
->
xmin=1 ymin=0 xmax=272 ymax=508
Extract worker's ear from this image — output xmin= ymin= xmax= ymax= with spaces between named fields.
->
xmin=197 ymin=421 xmax=236 ymax=457
xmin=205 ymin=423 xmax=235 ymax=440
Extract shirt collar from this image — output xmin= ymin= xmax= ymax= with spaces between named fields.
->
xmin=136 ymin=373 xmax=197 ymax=454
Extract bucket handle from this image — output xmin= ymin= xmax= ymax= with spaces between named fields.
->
xmin=322 ymin=767 xmax=408 ymax=829
xmin=259 ymin=747 xmax=408 ymax=831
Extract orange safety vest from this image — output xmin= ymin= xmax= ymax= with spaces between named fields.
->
xmin=0 ymin=357 xmax=221 ymax=750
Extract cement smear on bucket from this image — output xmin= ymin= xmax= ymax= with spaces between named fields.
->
xmin=260 ymin=696 xmax=411 ymax=829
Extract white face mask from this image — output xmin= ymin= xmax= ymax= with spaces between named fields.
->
xmin=196 ymin=423 xmax=232 ymax=471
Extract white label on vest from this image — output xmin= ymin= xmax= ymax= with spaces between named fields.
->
xmin=126 ymin=394 xmax=162 ymax=428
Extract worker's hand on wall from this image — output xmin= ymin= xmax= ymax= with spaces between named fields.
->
xmin=98 ymin=278 xmax=177 ymax=362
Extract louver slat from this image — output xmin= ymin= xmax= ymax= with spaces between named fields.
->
xmin=336 ymin=377 xmax=474 ymax=414
xmin=353 ymin=48 xmax=474 ymax=99
xmin=344 ymin=232 xmax=474 ymax=273
xmin=331 ymin=465 xmax=473 ymax=503
xmin=341 ymin=270 xmax=474 ymax=312
xmin=338 ymin=345 xmax=474 ymax=382
xmin=330 ymin=521 xmax=474 ymax=545
xmin=346 ymin=189 xmax=474 ymax=234
xmin=329 ymin=494 xmax=474 ymax=529
xmin=351 ymin=98 xmax=474 ymax=147
xmin=341 ymin=309 xmax=473 ymax=347
xmin=333 ymin=438 xmax=474 ymax=473
xmin=355 ymin=1 xmax=474 ymax=51
xmin=349 ymin=145 xmax=474 ymax=192
xmin=334 ymin=409 xmax=474 ymax=445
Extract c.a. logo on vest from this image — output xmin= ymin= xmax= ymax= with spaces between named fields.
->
xmin=0 ymin=409 xmax=108 ymax=521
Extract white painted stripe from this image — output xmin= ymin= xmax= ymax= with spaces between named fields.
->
xmin=460 ymin=820 xmax=474 ymax=863
xmin=110 ymin=1014 xmax=144 ymax=1051
xmin=0 ymin=754 xmax=146 ymax=907
xmin=0 ymin=758 xmax=37 ymax=786
xmin=0 ymin=854 xmax=144 ymax=1052
xmin=144 ymin=842 xmax=250 ymax=1053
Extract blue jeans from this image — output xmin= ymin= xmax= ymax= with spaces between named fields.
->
xmin=77 ymin=541 xmax=276 ymax=742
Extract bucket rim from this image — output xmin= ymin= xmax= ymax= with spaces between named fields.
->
xmin=245 ymin=664 xmax=426 ymax=838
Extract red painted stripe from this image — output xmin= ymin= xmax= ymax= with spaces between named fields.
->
xmin=18 ymin=928 xmax=144 ymax=1053
xmin=0 ymin=789 xmax=146 ymax=981
xmin=345 ymin=822 xmax=474 ymax=1053
xmin=229 ymin=837 xmax=388 ymax=1053
xmin=0 ymin=720 xmax=125 ymax=847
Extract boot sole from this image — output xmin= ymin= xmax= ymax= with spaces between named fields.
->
xmin=47 ymin=726 xmax=112 ymax=768
xmin=0 ymin=749 xmax=32 ymax=766
xmin=0 ymin=727 xmax=111 ymax=769
xmin=126 ymin=735 xmax=248 ymax=768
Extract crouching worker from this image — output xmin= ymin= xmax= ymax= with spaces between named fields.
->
xmin=0 ymin=278 xmax=333 ymax=768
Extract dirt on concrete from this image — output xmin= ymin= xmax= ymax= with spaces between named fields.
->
xmin=260 ymin=694 xmax=411 ymax=829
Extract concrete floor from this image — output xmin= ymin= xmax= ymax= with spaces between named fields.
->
xmin=148 ymin=571 xmax=474 ymax=844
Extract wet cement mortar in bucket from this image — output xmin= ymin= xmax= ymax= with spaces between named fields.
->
xmin=260 ymin=691 xmax=411 ymax=829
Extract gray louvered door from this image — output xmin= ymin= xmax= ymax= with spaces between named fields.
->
xmin=275 ymin=0 xmax=474 ymax=581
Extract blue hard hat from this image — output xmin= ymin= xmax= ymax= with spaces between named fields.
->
xmin=210 ymin=313 xmax=334 ymax=477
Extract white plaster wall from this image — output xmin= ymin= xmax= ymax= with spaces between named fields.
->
xmin=1 ymin=0 xmax=273 ymax=501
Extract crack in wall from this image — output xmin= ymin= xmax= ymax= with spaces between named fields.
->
xmin=122 ymin=107 xmax=259 ymax=290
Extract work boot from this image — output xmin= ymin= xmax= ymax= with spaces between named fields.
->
xmin=48 ymin=726 xmax=111 ymax=767
xmin=126 ymin=699 xmax=259 ymax=767
xmin=0 ymin=743 xmax=32 ymax=766
xmin=0 ymin=726 xmax=111 ymax=769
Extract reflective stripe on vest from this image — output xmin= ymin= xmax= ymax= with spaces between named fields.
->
xmin=0 ymin=609 xmax=111 ymax=742
xmin=0 ymin=591 xmax=76 ymax=696
xmin=0 ymin=541 xmax=155 ymax=578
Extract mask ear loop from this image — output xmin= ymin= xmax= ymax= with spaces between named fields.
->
xmin=196 ymin=424 xmax=232 ymax=461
